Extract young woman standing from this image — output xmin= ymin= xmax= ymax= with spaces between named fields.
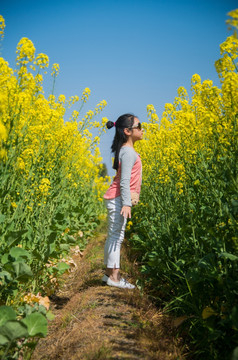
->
xmin=103 ymin=114 xmax=143 ymax=289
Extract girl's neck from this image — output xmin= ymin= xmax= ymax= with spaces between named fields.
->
xmin=123 ymin=138 xmax=134 ymax=148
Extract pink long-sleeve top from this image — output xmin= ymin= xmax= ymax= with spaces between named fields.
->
xmin=103 ymin=146 xmax=142 ymax=207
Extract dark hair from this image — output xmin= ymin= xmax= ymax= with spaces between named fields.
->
xmin=106 ymin=113 xmax=136 ymax=170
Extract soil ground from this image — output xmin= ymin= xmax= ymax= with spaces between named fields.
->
xmin=31 ymin=222 xmax=186 ymax=360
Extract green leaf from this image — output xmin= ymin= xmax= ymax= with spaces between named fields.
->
xmin=0 ymin=334 xmax=9 ymax=345
xmin=46 ymin=310 xmax=55 ymax=321
xmin=5 ymin=230 xmax=28 ymax=248
xmin=20 ymin=304 xmax=34 ymax=316
xmin=231 ymin=306 xmax=238 ymax=329
xmin=38 ymin=305 xmax=47 ymax=316
xmin=232 ymin=347 xmax=238 ymax=360
xmin=59 ymin=243 xmax=70 ymax=251
xmin=47 ymin=231 xmax=58 ymax=243
xmin=65 ymin=234 xmax=77 ymax=244
xmin=56 ymin=262 xmax=70 ymax=273
xmin=12 ymin=261 xmax=33 ymax=281
xmin=1 ymin=253 xmax=9 ymax=265
xmin=219 ymin=252 xmax=238 ymax=261
xmin=0 ymin=320 xmax=28 ymax=341
xmin=54 ymin=212 xmax=64 ymax=222
xmin=0 ymin=270 xmax=12 ymax=282
xmin=0 ymin=213 xmax=6 ymax=224
xmin=198 ymin=253 xmax=215 ymax=269
xmin=231 ymin=199 xmax=238 ymax=215
xmin=49 ymin=242 xmax=56 ymax=255
xmin=10 ymin=247 xmax=31 ymax=261
xmin=0 ymin=306 xmax=16 ymax=326
xmin=32 ymin=249 xmax=42 ymax=260
xmin=22 ymin=313 xmax=48 ymax=337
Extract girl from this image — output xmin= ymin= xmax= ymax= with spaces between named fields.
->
xmin=103 ymin=113 xmax=143 ymax=289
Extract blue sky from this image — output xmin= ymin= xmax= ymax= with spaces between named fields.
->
xmin=1 ymin=0 xmax=237 ymax=176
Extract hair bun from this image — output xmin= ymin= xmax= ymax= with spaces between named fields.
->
xmin=106 ymin=121 xmax=115 ymax=129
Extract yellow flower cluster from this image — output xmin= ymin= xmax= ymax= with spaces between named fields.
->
xmin=81 ymin=100 xmax=107 ymax=127
xmin=129 ymin=15 xmax=238 ymax=359
xmin=34 ymin=53 xmax=49 ymax=69
xmin=226 ymin=9 xmax=238 ymax=29
xmin=51 ymin=63 xmax=60 ymax=77
xmin=16 ymin=37 xmax=36 ymax=66
xmin=81 ymin=87 xmax=91 ymax=102
xmin=95 ymin=100 xmax=107 ymax=114
xmin=39 ymin=178 xmax=51 ymax=196
xmin=0 ymin=15 xmax=5 ymax=39
xmin=0 ymin=16 xmax=109 ymax=212
xmin=136 ymin=11 xmax=238 ymax=196
xmin=67 ymin=95 xmax=79 ymax=106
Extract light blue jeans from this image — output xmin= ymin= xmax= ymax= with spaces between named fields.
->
xmin=104 ymin=196 xmax=127 ymax=269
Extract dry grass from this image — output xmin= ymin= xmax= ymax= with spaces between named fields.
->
xmin=31 ymin=223 xmax=187 ymax=360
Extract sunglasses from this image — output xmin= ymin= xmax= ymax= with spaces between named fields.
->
xmin=131 ymin=122 xmax=142 ymax=130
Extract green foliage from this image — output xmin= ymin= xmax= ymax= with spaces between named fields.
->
xmin=128 ymin=68 xmax=238 ymax=359
xmin=0 ymin=158 xmax=101 ymax=358
xmin=128 ymin=140 xmax=238 ymax=358
xmin=0 ymin=304 xmax=49 ymax=359
xmin=128 ymin=141 xmax=238 ymax=359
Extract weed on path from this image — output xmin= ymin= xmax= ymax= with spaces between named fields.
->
xmin=31 ymin=224 xmax=186 ymax=360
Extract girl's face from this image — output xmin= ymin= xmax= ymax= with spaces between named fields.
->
xmin=131 ymin=117 xmax=143 ymax=142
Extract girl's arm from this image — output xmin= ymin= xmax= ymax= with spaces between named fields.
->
xmin=120 ymin=147 xmax=137 ymax=218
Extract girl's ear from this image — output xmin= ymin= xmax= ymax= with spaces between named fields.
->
xmin=124 ymin=128 xmax=131 ymax=136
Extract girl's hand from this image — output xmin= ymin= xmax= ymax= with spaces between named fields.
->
xmin=120 ymin=206 xmax=131 ymax=219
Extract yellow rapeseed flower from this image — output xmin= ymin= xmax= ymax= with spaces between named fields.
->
xmin=16 ymin=37 xmax=35 ymax=65
xmin=51 ymin=63 xmax=60 ymax=77
xmin=81 ymin=87 xmax=91 ymax=102
xmin=34 ymin=53 xmax=49 ymax=69
xmin=0 ymin=15 xmax=5 ymax=39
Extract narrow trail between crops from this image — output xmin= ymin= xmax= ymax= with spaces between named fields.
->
xmin=31 ymin=222 xmax=185 ymax=360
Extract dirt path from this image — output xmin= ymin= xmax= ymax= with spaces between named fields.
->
xmin=31 ymin=223 xmax=185 ymax=360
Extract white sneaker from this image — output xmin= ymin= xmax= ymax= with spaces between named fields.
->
xmin=107 ymin=277 xmax=135 ymax=289
xmin=102 ymin=274 xmax=127 ymax=283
